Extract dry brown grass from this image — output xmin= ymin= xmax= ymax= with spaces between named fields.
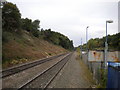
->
xmin=2 ymin=31 xmax=68 ymax=69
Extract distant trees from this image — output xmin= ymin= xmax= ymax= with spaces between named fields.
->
xmin=87 ymin=38 xmax=103 ymax=50
xmin=107 ymin=33 xmax=120 ymax=50
xmin=21 ymin=18 xmax=33 ymax=32
xmin=81 ymin=32 xmax=120 ymax=51
xmin=21 ymin=18 xmax=40 ymax=37
xmin=2 ymin=2 xmax=21 ymax=31
xmin=40 ymin=29 xmax=74 ymax=50
xmin=32 ymin=19 xmax=40 ymax=30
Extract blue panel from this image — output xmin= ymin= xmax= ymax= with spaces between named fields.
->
xmin=107 ymin=62 xmax=120 ymax=89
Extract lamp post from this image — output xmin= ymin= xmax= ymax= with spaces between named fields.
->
xmin=86 ymin=26 xmax=89 ymax=52
xmin=105 ymin=20 xmax=113 ymax=69
xmin=80 ymin=38 xmax=82 ymax=59
xmin=86 ymin=26 xmax=89 ymax=65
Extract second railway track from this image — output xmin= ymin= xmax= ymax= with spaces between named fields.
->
xmin=2 ymin=53 xmax=68 ymax=78
xmin=2 ymin=52 xmax=72 ymax=89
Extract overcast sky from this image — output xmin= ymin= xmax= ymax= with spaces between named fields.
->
xmin=8 ymin=0 xmax=119 ymax=47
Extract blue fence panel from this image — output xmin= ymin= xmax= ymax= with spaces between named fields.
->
xmin=107 ymin=62 xmax=120 ymax=89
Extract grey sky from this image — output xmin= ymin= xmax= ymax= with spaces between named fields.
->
xmin=8 ymin=0 xmax=119 ymax=47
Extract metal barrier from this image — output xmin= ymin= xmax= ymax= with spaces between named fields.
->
xmin=82 ymin=50 xmax=120 ymax=86
xmin=88 ymin=51 xmax=120 ymax=62
xmin=107 ymin=62 xmax=120 ymax=88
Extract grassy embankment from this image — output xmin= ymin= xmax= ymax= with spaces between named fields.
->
xmin=2 ymin=30 xmax=68 ymax=69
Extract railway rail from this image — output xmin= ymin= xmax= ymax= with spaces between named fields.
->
xmin=18 ymin=52 xmax=72 ymax=89
xmin=2 ymin=53 xmax=67 ymax=78
xmin=2 ymin=52 xmax=72 ymax=89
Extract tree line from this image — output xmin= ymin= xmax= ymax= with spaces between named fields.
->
xmin=80 ymin=32 xmax=120 ymax=51
xmin=2 ymin=2 xmax=74 ymax=50
xmin=40 ymin=29 xmax=74 ymax=50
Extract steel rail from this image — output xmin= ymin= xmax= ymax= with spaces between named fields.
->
xmin=2 ymin=53 xmax=68 ymax=78
xmin=43 ymin=53 xmax=72 ymax=89
xmin=18 ymin=52 xmax=72 ymax=89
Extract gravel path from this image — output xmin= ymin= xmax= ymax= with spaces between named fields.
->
xmin=48 ymin=52 xmax=95 ymax=88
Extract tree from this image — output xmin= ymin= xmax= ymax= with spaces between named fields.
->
xmin=30 ymin=19 xmax=40 ymax=37
xmin=32 ymin=19 xmax=40 ymax=30
xmin=21 ymin=18 xmax=40 ymax=37
xmin=21 ymin=18 xmax=33 ymax=32
xmin=39 ymin=29 xmax=74 ymax=50
xmin=2 ymin=2 xmax=21 ymax=31
xmin=82 ymin=32 xmax=120 ymax=50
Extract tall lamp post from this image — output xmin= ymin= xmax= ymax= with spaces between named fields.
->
xmin=105 ymin=20 xmax=113 ymax=69
xmin=80 ymin=38 xmax=82 ymax=59
xmin=86 ymin=26 xmax=89 ymax=52
xmin=86 ymin=26 xmax=89 ymax=64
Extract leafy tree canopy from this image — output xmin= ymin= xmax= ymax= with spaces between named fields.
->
xmin=80 ymin=32 xmax=120 ymax=51
xmin=40 ymin=29 xmax=74 ymax=50
xmin=2 ymin=2 xmax=21 ymax=31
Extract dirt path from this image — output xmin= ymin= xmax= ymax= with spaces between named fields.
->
xmin=48 ymin=52 xmax=95 ymax=88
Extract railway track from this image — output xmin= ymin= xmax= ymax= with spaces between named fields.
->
xmin=18 ymin=52 xmax=72 ymax=89
xmin=2 ymin=53 xmax=67 ymax=78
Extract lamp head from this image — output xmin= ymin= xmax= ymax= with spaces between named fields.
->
xmin=106 ymin=20 xmax=113 ymax=23
xmin=86 ymin=26 xmax=89 ymax=28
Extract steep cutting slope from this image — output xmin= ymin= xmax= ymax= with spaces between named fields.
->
xmin=2 ymin=30 xmax=68 ymax=69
